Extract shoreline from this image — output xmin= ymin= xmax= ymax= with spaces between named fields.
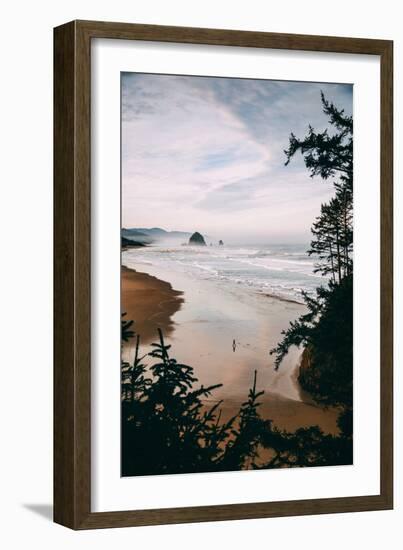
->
xmin=259 ymin=291 xmax=304 ymax=306
xmin=121 ymin=265 xmax=184 ymax=343
xmin=121 ymin=262 xmax=340 ymax=435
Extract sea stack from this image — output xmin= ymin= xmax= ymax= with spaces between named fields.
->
xmin=189 ymin=232 xmax=207 ymax=246
xmin=219 ymin=239 xmax=224 ymax=246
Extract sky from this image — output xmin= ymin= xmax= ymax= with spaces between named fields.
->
xmin=121 ymin=73 xmax=352 ymax=244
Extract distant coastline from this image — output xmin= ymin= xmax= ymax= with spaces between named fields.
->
xmin=121 ymin=236 xmax=146 ymax=249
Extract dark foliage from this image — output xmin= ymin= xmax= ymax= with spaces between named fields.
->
xmin=259 ymin=424 xmax=352 ymax=468
xmin=309 ymin=190 xmax=353 ymax=283
xmin=285 ymin=91 xmax=353 ymax=187
xmin=272 ymin=93 xmax=353 ymax=410
xmin=121 ymin=312 xmax=134 ymax=342
xmin=285 ymin=92 xmax=353 ymax=285
xmin=121 ymin=325 xmax=353 ymax=476
xmin=122 ymin=329 xmax=265 ymax=476
xmin=272 ymin=275 xmax=353 ymax=408
xmin=219 ymin=371 xmax=272 ymax=471
xmin=269 ymin=92 xmax=353 ymax=465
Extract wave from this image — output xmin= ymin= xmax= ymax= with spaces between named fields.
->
xmin=123 ymin=243 xmax=323 ymax=301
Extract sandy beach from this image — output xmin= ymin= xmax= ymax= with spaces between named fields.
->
xmin=122 ymin=259 xmax=340 ymax=435
xmin=122 ymin=265 xmax=184 ymax=342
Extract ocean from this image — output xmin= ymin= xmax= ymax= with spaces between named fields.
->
xmin=123 ymin=242 xmax=323 ymax=303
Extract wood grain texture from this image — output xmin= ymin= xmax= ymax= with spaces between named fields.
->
xmin=380 ymin=41 xmax=393 ymax=507
xmin=75 ymin=19 xmax=391 ymax=54
xmin=54 ymin=21 xmax=76 ymax=528
xmin=54 ymin=20 xmax=393 ymax=530
xmin=54 ymin=20 xmax=91 ymax=529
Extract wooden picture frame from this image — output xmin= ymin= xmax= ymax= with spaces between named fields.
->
xmin=54 ymin=20 xmax=393 ymax=529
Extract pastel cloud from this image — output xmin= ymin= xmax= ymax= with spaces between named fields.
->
xmin=122 ymin=73 xmax=352 ymax=243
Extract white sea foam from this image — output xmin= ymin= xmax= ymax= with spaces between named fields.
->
xmin=123 ymin=243 xmax=326 ymax=301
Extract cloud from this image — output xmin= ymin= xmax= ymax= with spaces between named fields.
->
xmin=121 ymin=73 xmax=352 ymax=242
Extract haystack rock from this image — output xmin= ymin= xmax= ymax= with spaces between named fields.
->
xmin=219 ymin=240 xmax=224 ymax=246
xmin=189 ymin=232 xmax=207 ymax=246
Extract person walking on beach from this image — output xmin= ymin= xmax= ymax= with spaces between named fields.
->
xmin=232 ymin=339 xmax=236 ymax=352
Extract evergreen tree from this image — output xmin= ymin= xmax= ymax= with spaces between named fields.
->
xmin=121 ymin=329 xmax=268 ymax=476
xmin=121 ymin=312 xmax=135 ymax=342
xmin=285 ymin=91 xmax=353 ymax=190
xmin=309 ymin=192 xmax=353 ymax=283
xmin=220 ymin=371 xmax=271 ymax=471
xmin=259 ymin=424 xmax=353 ymax=468
xmin=272 ymin=92 xmax=353 ymax=413
xmin=285 ymin=92 xmax=353 ymax=286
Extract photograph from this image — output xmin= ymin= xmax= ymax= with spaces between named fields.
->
xmin=1 ymin=0 xmax=395 ymax=538
xmin=120 ymin=72 xmax=353 ymax=477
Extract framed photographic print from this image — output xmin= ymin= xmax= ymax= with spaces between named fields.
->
xmin=54 ymin=20 xmax=393 ymax=529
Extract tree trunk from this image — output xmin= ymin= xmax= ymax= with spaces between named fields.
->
xmin=342 ymin=191 xmax=349 ymax=277
xmin=329 ymin=243 xmax=336 ymax=284
xmin=335 ymin=223 xmax=342 ymax=284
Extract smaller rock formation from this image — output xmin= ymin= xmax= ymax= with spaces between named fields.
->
xmin=189 ymin=232 xmax=207 ymax=246
xmin=219 ymin=240 xmax=224 ymax=246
